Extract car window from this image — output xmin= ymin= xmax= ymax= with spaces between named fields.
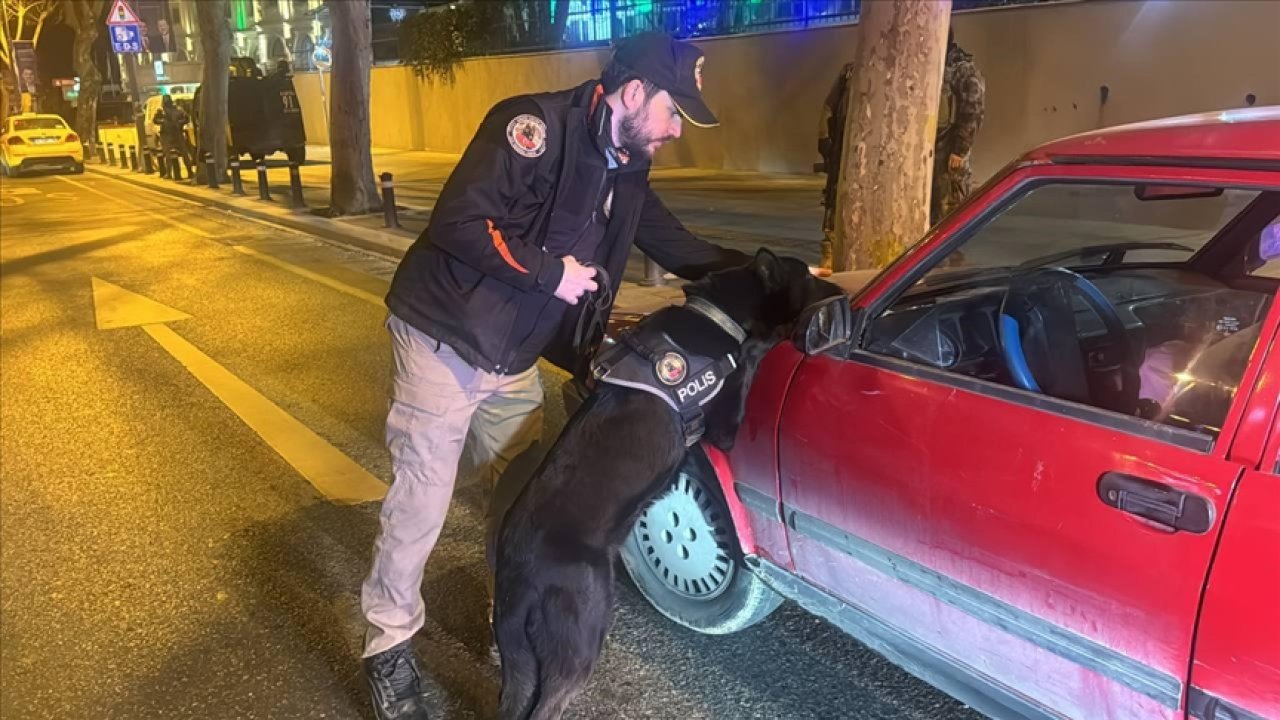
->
xmin=12 ymin=117 xmax=68 ymax=131
xmin=918 ymin=184 xmax=1259 ymax=287
xmin=865 ymin=182 xmax=1277 ymax=445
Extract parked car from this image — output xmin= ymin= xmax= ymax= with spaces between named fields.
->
xmin=1 ymin=113 xmax=84 ymax=176
xmin=595 ymin=108 xmax=1280 ymax=720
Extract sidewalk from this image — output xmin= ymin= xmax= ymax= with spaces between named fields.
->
xmin=86 ymin=144 xmax=828 ymax=314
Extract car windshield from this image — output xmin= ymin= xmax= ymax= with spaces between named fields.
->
xmin=921 ymin=183 xmax=1261 ymax=288
xmin=12 ymin=117 xmax=68 ymax=132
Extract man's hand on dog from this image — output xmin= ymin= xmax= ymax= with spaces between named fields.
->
xmin=556 ymin=256 xmax=600 ymax=305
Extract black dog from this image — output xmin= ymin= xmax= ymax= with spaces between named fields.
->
xmin=493 ymin=249 xmax=841 ymax=720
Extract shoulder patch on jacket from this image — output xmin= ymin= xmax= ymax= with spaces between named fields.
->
xmin=506 ymin=114 xmax=547 ymax=158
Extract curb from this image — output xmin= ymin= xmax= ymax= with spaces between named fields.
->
xmin=86 ymin=164 xmax=414 ymax=261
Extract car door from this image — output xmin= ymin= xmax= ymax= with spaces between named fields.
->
xmin=776 ymin=166 xmax=1280 ymax=719
xmin=1186 ymin=270 xmax=1280 ymax=720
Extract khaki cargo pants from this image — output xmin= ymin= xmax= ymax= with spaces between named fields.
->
xmin=361 ymin=314 xmax=543 ymax=657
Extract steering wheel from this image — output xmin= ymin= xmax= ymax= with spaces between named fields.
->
xmin=998 ymin=267 xmax=1140 ymax=416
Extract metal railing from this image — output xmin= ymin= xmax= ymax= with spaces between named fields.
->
xmin=494 ymin=0 xmax=861 ymax=55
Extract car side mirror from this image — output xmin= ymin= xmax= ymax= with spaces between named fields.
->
xmin=793 ymin=296 xmax=857 ymax=358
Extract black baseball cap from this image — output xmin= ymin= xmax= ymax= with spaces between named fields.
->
xmin=606 ymin=32 xmax=718 ymax=128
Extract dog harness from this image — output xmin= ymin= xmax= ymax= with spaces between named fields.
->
xmin=590 ymin=296 xmax=746 ymax=446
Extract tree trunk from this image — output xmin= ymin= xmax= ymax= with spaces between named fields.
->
xmin=834 ymin=0 xmax=951 ymax=271
xmin=328 ymin=0 xmax=380 ymax=216
xmin=196 ymin=0 xmax=231 ymax=181
xmin=63 ymin=1 xmax=107 ymax=149
xmin=551 ymin=0 xmax=571 ymax=47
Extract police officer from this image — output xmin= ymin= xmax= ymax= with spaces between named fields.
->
xmin=931 ymin=29 xmax=986 ymax=227
xmin=152 ymin=95 xmax=192 ymax=179
xmin=362 ymin=32 xmax=749 ymax=720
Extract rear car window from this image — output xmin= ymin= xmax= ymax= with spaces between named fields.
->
xmin=12 ymin=117 xmax=68 ymax=132
xmin=1248 ymin=217 xmax=1280 ymax=279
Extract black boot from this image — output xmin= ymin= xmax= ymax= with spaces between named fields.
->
xmin=364 ymin=640 xmax=430 ymax=720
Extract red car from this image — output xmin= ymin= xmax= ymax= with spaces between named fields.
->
xmin=617 ymin=108 xmax=1280 ymax=719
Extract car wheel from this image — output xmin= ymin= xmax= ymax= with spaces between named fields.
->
xmin=621 ymin=455 xmax=783 ymax=635
xmin=71 ymin=162 xmax=85 ymax=174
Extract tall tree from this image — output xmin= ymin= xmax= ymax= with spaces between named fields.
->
xmin=329 ymin=0 xmax=380 ymax=215
xmin=58 ymin=0 xmax=109 ymax=148
xmin=195 ymin=0 xmax=231 ymax=181
xmin=1 ymin=0 xmax=54 ymax=118
xmin=834 ymin=0 xmax=951 ymax=270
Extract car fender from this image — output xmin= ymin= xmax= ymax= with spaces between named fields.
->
xmin=698 ymin=443 xmax=758 ymax=557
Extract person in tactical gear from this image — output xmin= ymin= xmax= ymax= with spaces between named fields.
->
xmin=932 ymin=29 xmax=986 ymax=226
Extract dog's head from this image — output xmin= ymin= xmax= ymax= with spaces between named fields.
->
xmin=690 ymin=249 xmax=845 ymax=450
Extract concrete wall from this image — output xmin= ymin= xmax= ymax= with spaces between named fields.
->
xmin=293 ymin=0 xmax=1280 ymax=182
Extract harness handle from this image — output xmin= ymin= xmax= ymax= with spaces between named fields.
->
xmin=571 ymin=262 xmax=614 ymax=376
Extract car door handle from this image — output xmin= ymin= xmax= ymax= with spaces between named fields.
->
xmin=1097 ymin=472 xmax=1213 ymax=534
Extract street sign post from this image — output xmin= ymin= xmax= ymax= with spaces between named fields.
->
xmin=312 ymin=47 xmax=331 ymax=127
xmin=109 ymin=24 xmax=143 ymax=54
xmin=106 ymin=0 xmax=145 ymax=168
xmin=106 ymin=0 xmax=141 ymax=25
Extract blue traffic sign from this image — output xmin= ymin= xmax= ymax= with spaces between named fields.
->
xmin=110 ymin=24 xmax=143 ymax=54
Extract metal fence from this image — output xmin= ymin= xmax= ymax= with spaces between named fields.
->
xmin=492 ymin=0 xmax=861 ymax=55
xmin=372 ymin=0 xmax=1064 ymax=63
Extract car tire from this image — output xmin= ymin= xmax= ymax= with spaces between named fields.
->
xmin=621 ymin=453 xmax=783 ymax=635
xmin=71 ymin=162 xmax=85 ymax=174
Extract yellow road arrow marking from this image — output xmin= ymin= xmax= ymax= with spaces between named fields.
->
xmin=92 ymin=277 xmax=192 ymax=329
xmin=92 ymin=277 xmax=386 ymax=504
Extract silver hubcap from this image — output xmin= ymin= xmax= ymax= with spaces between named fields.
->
xmin=633 ymin=471 xmax=734 ymax=599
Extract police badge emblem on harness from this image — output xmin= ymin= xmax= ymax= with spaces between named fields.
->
xmin=591 ymin=295 xmax=746 ymax=446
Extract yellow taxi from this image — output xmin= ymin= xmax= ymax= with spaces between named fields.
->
xmin=1 ymin=113 xmax=84 ymax=177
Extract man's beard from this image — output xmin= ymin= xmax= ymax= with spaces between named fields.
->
xmin=617 ymin=107 xmax=673 ymax=159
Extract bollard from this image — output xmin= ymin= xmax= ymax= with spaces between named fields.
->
xmin=287 ymin=160 xmax=305 ymax=210
xmin=129 ymin=145 xmax=139 ymax=172
xmin=106 ymin=143 xmax=117 ymax=165
xmin=229 ymin=158 xmax=246 ymax=196
xmin=380 ymin=172 xmax=401 ymax=229
xmin=97 ymin=143 xmax=107 ymax=164
xmin=157 ymin=148 xmax=170 ymax=179
xmin=640 ymin=257 xmax=666 ymax=287
xmin=255 ymin=161 xmax=272 ymax=201
xmin=205 ymin=152 xmax=220 ymax=190
xmin=168 ymin=150 xmax=183 ymax=181
xmin=141 ymin=147 xmax=153 ymax=174
xmin=120 ymin=144 xmax=129 ymax=169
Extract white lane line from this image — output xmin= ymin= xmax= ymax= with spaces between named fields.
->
xmin=232 ymin=244 xmax=385 ymax=307
xmin=56 ymin=175 xmax=214 ymax=238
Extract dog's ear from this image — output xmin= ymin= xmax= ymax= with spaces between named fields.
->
xmin=753 ymin=248 xmax=784 ymax=290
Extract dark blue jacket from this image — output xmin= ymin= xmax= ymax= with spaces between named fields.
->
xmin=386 ymin=80 xmax=748 ymax=375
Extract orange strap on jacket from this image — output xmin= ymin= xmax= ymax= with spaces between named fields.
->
xmin=487 ymin=219 xmax=529 ymax=274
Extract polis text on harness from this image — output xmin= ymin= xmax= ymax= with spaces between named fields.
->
xmin=590 ymin=295 xmax=746 ymax=446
